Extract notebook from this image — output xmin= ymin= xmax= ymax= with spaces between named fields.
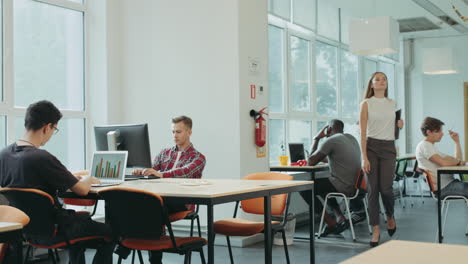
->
xmin=90 ymin=151 xmax=128 ymax=187
xmin=288 ymin=143 xmax=306 ymax=163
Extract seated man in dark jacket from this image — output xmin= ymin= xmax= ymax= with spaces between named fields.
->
xmin=0 ymin=100 xmax=115 ymax=263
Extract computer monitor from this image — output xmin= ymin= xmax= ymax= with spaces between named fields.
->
xmin=94 ymin=124 xmax=152 ymax=168
xmin=288 ymin=143 xmax=305 ymax=163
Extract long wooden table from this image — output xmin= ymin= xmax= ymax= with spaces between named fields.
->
xmin=340 ymin=240 xmax=468 ymax=263
xmin=436 ymin=166 xmax=468 ymax=243
xmin=0 ymin=222 xmax=24 ymax=264
xmin=63 ymin=178 xmax=316 ymax=264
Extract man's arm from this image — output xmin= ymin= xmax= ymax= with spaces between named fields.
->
xmin=69 ymin=176 xmax=100 ymax=196
xmin=307 ymin=125 xmax=330 ymax=165
xmin=161 ymin=155 xmax=206 ymax=178
xmin=429 ymin=154 xmax=465 ymax=167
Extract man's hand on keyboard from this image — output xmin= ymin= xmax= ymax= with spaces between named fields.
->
xmin=142 ymin=168 xmax=162 ymax=178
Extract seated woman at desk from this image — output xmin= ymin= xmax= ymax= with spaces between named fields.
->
xmin=416 ymin=117 xmax=468 ymax=198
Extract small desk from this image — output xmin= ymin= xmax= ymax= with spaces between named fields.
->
xmin=270 ymin=164 xmax=329 ymax=180
xmin=63 ymin=178 xmax=316 ymax=264
xmin=0 ymin=222 xmax=24 ymax=264
xmin=340 ymin=240 xmax=468 ymax=263
xmin=436 ymin=166 xmax=468 ymax=243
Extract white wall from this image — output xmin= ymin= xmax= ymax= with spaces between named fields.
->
xmin=407 ymin=36 xmax=468 ymax=154
xmin=99 ymin=0 xmax=269 ymax=238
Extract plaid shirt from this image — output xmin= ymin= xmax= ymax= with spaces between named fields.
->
xmin=153 ymin=144 xmax=206 ymax=179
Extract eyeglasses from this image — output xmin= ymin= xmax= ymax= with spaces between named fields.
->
xmin=52 ymin=126 xmax=59 ymax=134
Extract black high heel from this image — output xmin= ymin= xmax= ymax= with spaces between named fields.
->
xmin=387 ymin=217 xmax=397 ymax=237
xmin=369 ymin=234 xmax=380 ymax=247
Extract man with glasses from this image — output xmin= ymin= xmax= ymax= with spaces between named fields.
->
xmin=0 ymin=100 xmax=115 ymax=263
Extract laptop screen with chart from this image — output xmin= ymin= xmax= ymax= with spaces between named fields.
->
xmin=91 ymin=151 xmax=128 ymax=186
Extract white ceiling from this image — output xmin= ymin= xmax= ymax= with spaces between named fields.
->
xmin=337 ymin=0 xmax=468 ymax=39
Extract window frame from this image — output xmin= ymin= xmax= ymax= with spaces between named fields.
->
xmin=0 ymin=0 xmax=88 ymax=169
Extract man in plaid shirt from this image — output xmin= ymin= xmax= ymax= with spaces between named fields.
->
xmin=131 ymin=116 xmax=206 ymax=264
xmin=132 ymin=115 xmax=206 ymax=179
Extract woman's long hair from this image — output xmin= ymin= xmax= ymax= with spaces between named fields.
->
xmin=364 ymin=72 xmax=388 ymax=99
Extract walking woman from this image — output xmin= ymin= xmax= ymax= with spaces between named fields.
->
xmin=360 ymin=72 xmax=403 ymax=247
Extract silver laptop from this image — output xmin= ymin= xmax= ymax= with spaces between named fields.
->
xmin=90 ymin=151 xmax=128 ymax=187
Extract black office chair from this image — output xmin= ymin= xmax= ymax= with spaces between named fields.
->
xmin=0 ymin=188 xmax=110 ymax=264
xmin=98 ymin=186 xmax=206 ymax=264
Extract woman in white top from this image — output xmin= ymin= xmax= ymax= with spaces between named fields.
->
xmin=360 ymin=72 xmax=404 ymax=247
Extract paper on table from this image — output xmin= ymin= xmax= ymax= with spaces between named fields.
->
xmin=395 ymin=109 xmax=401 ymax=140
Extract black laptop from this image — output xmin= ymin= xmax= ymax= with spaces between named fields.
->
xmin=288 ymin=143 xmax=305 ymax=163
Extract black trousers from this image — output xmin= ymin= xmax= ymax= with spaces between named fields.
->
xmin=30 ymin=212 xmax=115 ymax=264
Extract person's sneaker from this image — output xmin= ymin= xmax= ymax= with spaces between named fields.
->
xmin=350 ymin=212 xmax=367 ymax=225
xmin=333 ymin=220 xmax=350 ymax=234
xmin=320 ymin=220 xmax=349 ymax=237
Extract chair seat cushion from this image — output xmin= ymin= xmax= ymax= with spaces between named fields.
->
xmin=29 ymin=236 xmax=110 ymax=249
xmin=121 ymin=236 xmax=207 ymax=251
xmin=168 ymin=211 xmax=192 ymax=222
xmin=214 ymin=218 xmax=280 ymax=236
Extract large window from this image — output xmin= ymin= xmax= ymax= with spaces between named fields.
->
xmin=0 ymin=0 xmax=86 ymax=170
xmin=268 ymin=25 xmax=398 ymax=165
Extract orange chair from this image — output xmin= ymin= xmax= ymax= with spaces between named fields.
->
xmin=317 ymin=170 xmax=371 ymax=241
xmin=418 ymin=168 xmax=468 ymax=240
xmin=0 ymin=188 xmax=111 ymax=263
xmin=98 ymin=186 xmax=206 ymax=264
xmin=213 ymin=172 xmax=293 ymax=264
xmin=0 ymin=205 xmax=30 ymax=264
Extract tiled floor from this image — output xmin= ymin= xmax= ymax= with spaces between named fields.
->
xmin=50 ymin=196 xmax=467 ymax=263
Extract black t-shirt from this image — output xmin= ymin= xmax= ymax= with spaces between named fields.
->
xmin=0 ymin=143 xmax=78 ymax=204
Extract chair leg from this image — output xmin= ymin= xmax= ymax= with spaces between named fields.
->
xmin=183 ymin=251 xmax=193 ymax=264
xmin=363 ymin=195 xmax=372 ymax=235
xmin=465 ymin=200 xmax=468 ymax=235
xmin=199 ymin=248 xmax=206 ymax=264
xmin=118 ymin=256 xmax=123 ymax=264
xmin=190 ymin=218 xmax=195 ymax=237
xmin=398 ymin=181 xmax=406 ymax=208
xmin=137 ymin=250 xmax=144 ymax=264
xmin=54 ymin=248 xmax=61 ymax=262
xmin=281 ymin=230 xmax=290 ymax=264
xmin=24 ymin=245 xmax=31 ymax=263
xmin=196 ymin=216 xmax=202 ymax=237
xmin=131 ymin=249 xmax=136 ymax=264
xmin=48 ymin=249 xmax=57 ymax=264
xmin=344 ymin=198 xmax=356 ymax=241
xmin=317 ymin=196 xmax=329 ymax=238
xmin=226 ymin=236 xmax=234 ymax=264
xmin=443 ymin=201 xmax=451 ymax=237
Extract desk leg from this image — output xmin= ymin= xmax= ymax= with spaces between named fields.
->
xmin=309 ymin=186 xmax=315 ymax=264
xmin=437 ymin=172 xmax=442 ymax=243
xmin=207 ymin=204 xmax=214 ymax=263
xmin=264 ymin=196 xmax=272 ymax=264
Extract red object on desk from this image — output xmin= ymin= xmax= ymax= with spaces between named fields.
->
xmin=291 ymin=160 xmax=307 ymax=166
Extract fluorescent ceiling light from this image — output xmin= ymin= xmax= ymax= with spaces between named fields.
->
xmin=422 ymin=48 xmax=457 ymax=75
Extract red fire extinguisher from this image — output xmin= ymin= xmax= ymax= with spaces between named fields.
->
xmin=250 ymin=107 xmax=268 ymax=147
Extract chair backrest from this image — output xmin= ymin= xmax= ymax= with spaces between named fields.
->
xmin=395 ymin=158 xmax=408 ymax=179
xmin=354 ymin=169 xmax=367 ymax=192
xmin=0 ymin=205 xmax=30 ymax=264
xmin=417 ymin=168 xmax=436 ymax=193
xmin=98 ymin=187 xmax=166 ymax=240
xmin=0 ymin=188 xmax=57 ymax=239
xmin=63 ymin=198 xmax=96 ymax=207
xmin=240 ymin=172 xmax=293 ymax=215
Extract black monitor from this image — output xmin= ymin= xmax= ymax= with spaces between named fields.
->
xmin=288 ymin=143 xmax=305 ymax=163
xmin=94 ymin=124 xmax=152 ymax=168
